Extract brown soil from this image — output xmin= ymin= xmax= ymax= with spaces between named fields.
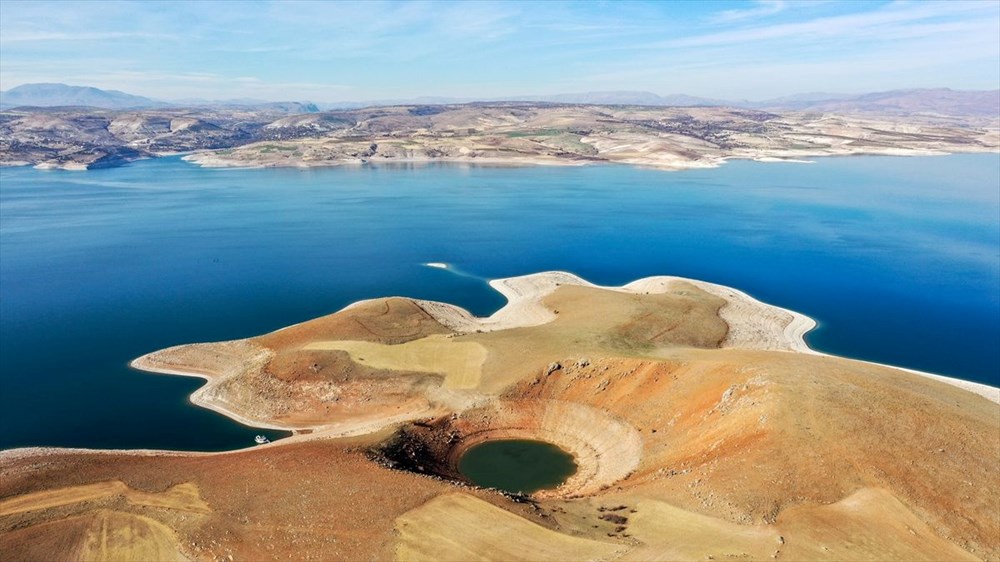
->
xmin=0 ymin=439 xmax=545 ymax=562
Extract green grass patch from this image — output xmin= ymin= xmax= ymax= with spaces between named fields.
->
xmin=536 ymin=133 xmax=599 ymax=156
xmin=506 ymin=129 xmax=564 ymax=138
xmin=257 ymin=144 xmax=299 ymax=153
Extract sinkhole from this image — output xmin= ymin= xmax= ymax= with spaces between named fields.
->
xmin=370 ymin=399 xmax=641 ymax=498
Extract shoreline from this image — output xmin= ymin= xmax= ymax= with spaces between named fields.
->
xmin=4 ymin=270 xmax=996 ymax=462
xmin=181 ymin=152 xmax=594 ymax=170
xmin=125 ymin=359 xmax=299 ymax=432
xmin=178 ymin=144 xmax=999 ymax=172
xmin=6 ymin=145 xmax=995 ymax=173
xmin=118 ymin=271 xmax=1000 ymax=434
xmin=400 ymin=270 xmax=999 ymax=405
xmin=139 ymin=269 xmax=999 ymax=408
xmin=127 ymin=346 xmax=458 ymax=446
xmin=672 ymin=277 xmax=999 ymax=403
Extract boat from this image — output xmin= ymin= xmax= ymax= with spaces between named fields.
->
xmin=254 ymin=435 xmax=270 ymax=444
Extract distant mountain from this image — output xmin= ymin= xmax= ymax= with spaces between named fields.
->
xmin=316 ymin=88 xmax=999 ymax=115
xmin=0 ymin=83 xmax=164 ymax=109
xmin=172 ymin=96 xmax=273 ymax=106
xmin=172 ymin=97 xmax=320 ymax=113
xmin=511 ymin=90 xmax=727 ymax=107
xmin=318 ymin=96 xmax=472 ymax=111
xmin=3 ymin=83 xmax=995 ymax=117
xmin=756 ymin=88 xmax=1000 ymax=116
xmin=529 ymin=90 xmax=668 ymax=105
xmin=198 ymin=100 xmax=320 ymax=113
xmin=0 ymin=84 xmax=320 ymax=113
xmin=755 ymin=92 xmax=856 ymax=106
xmin=656 ymin=93 xmax=732 ymax=106
xmin=317 ymin=91 xmax=728 ymax=110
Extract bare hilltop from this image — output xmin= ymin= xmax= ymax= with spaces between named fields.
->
xmin=1 ymin=86 xmax=997 ymax=170
xmin=2 ymin=272 xmax=997 ymax=561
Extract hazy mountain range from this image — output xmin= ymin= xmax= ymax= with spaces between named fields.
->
xmin=2 ymin=82 xmax=997 ymax=117
xmin=0 ymin=83 xmax=319 ymax=113
xmin=0 ymin=83 xmax=167 ymax=110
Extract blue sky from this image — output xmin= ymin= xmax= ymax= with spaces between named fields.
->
xmin=1 ymin=0 xmax=997 ymax=102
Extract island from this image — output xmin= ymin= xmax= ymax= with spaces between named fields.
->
xmin=2 ymin=272 xmax=997 ymax=561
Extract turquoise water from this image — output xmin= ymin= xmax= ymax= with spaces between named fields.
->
xmin=458 ymin=440 xmax=578 ymax=494
xmin=1 ymin=154 xmax=997 ymax=451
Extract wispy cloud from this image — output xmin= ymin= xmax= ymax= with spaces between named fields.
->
xmin=0 ymin=0 xmax=996 ymax=101
xmin=211 ymin=45 xmax=292 ymax=54
xmin=709 ymin=1 xmax=786 ymax=24
xmin=664 ymin=1 xmax=995 ymax=48
xmin=0 ymin=31 xmax=176 ymax=44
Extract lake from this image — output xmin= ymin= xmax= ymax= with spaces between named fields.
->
xmin=458 ymin=439 xmax=578 ymax=494
xmin=1 ymin=154 xmax=997 ymax=451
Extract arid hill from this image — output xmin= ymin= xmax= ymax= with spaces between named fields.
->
xmin=2 ymin=100 xmax=997 ymax=170
xmin=2 ymin=272 xmax=997 ymax=561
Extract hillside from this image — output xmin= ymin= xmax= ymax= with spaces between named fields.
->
xmin=2 ymin=272 xmax=996 ymax=561
xmin=762 ymin=88 xmax=1000 ymax=116
xmin=2 ymin=100 xmax=997 ymax=170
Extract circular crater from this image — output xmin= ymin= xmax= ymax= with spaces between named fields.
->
xmin=371 ymin=399 xmax=642 ymax=498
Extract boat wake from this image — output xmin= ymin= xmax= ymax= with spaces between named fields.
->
xmin=422 ymin=262 xmax=486 ymax=281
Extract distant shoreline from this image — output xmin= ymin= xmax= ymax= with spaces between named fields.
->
xmin=5 ymin=101 xmax=996 ymax=171
xmin=4 ymin=146 xmax=985 ymax=173
xmin=180 ymin=146 xmax=986 ymax=172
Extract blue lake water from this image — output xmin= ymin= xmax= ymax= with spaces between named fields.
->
xmin=1 ymin=154 xmax=997 ymax=451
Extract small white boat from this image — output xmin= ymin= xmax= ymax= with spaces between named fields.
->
xmin=254 ymin=435 xmax=270 ymax=444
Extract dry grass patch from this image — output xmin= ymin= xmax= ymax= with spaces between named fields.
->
xmin=304 ymin=335 xmax=486 ymax=389
xmin=394 ymin=493 xmax=624 ymax=562
xmin=0 ymin=481 xmax=209 ymax=517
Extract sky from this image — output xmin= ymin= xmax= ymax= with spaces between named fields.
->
xmin=1 ymin=0 xmax=998 ymax=102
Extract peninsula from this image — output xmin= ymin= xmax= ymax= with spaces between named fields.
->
xmin=2 ymin=272 xmax=997 ymax=561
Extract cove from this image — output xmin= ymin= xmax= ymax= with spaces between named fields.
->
xmin=458 ymin=439 xmax=578 ymax=494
